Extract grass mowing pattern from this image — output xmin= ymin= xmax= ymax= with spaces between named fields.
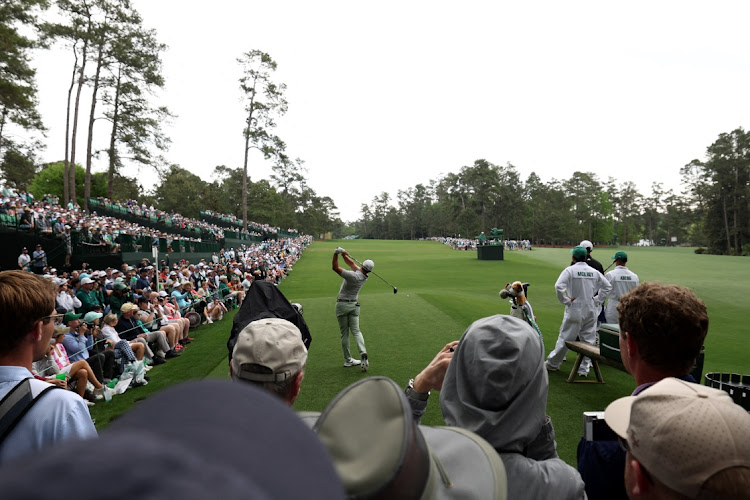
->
xmin=92 ymin=241 xmax=749 ymax=467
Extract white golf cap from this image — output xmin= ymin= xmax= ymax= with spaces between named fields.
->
xmin=579 ymin=240 xmax=593 ymax=250
xmin=362 ymin=260 xmax=374 ymax=272
xmin=80 ymin=277 xmax=95 ymax=285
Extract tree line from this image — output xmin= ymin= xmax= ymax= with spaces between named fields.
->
xmin=1 ymin=0 xmax=169 ymax=210
xmin=1 ymin=0 xmax=342 ymax=237
xmin=2 ymin=1 xmax=747 ymax=253
xmin=352 ymin=128 xmax=749 ymax=256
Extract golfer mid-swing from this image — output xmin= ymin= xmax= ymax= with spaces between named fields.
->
xmin=332 ymin=247 xmax=371 ymax=372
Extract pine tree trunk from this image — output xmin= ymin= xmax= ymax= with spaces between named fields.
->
xmin=107 ymin=66 xmax=121 ymax=198
xmin=722 ymin=195 xmax=731 ymax=254
xmin=63 ymin=45 xmax=78 ymax=207
xmin=85 ymin=36 xmax=106 ymax=213
xmin=70 ymin=35 xmax=90 ymax=206
xmin=0 ymin=111 xmax=6 ymax=155
xmin=242 ymin=132 xmax=250 ymax=232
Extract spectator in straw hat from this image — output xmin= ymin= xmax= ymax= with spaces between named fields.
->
xmin=604 ymin=377 xmax=750 ymax=499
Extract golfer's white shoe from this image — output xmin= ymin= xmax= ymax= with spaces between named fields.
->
xmin=361 ymin=353 xmax=369 ymax=372
xmin=344 ymin=358 xmax=361 ymax=367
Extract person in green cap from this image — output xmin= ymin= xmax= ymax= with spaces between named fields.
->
xmin=108 ymin=283 xmax=129 ymax=317
xmin=604 ymin=251 xmax=639 ymax=324
xmin=545 ymin=245 xmax=612 ymax=377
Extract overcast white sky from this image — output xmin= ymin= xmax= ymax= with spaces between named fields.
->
xmin=28 ymin=1 xmax=750 ymax=222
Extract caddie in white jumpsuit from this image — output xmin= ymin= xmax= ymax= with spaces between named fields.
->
xmin=546 ymin=246 xmax=612 ymax=376
xmin=332 ymin=247 xmax=371 ymax=371
xmin=604 ymin=251 xmax=639 ymax=324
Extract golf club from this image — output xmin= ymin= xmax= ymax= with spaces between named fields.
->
xmin=347 ymin=253 xmax=398 ymax=294
xmin=603 ymin=260 xmax=616 ymax=273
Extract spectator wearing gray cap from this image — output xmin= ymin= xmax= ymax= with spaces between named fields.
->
xmin=604 ymin=377 xmax=750 ymax=499
xmin=406 ymin=315 xmax=586 ymax=499
xmin=230 ymin=318 xmax=307 ymax=405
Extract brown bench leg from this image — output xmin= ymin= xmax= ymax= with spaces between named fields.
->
xmin=567 ymin=356 xmax=605 ymax=384
xmin=592 ymin=360 xmax=604 ymax=383
xmin=567 ymin=354 xmax=585 ymax=382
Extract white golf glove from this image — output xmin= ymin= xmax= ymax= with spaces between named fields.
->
xmin=335 ymin=247 xmax=345 ymax=255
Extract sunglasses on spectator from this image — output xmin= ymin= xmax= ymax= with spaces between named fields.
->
xmin=39 ymin=313 xmax=65 ymax=325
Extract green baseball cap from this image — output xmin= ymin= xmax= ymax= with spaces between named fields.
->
xmin=612 ymin=251 xmax=628 ymax=262
xmin=63 ymin=312 xmax=82 ymax=324
xmin=571 ymin=246 xmax=587 ymax=260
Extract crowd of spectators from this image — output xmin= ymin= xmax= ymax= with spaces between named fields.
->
xmin=2 ymin=182 xmax=312 ymax=416
xmin=92 ymin=198 xmax=228 ymax=240
xmin=20 ymin=232 xmax=310 ymax=410
xmin=427 ymin=236 xmax=478 ymax=250
xmin=505 ymin=239 xmax=532 ymax=250
xmin=201 ymin=208 xmax=299 ymax=237
xmin=2 ymin=187 xmax=213 ymax=258
xmin=427 ymin=236 xmax=532 ymax=251
xmin=2 ymin=187 xmax=307 ymax=264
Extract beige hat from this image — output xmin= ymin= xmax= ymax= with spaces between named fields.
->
xmin=231 ymin=318 xmax=307 ymax=383
xmin=120 ymin=302 xmax=139 ymax=313
xmin=604 ymin=377 xmax=750 ymax=497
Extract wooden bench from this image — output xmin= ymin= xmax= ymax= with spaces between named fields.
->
xmin=564 ymin=340 xmax=627 ymax=383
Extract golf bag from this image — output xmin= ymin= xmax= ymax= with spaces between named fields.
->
xmin=227 ymin=281 xmax=312 ymax=361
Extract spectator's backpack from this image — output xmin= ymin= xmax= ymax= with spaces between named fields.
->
xmin=227 ymin=281 xmax=311 ymax=361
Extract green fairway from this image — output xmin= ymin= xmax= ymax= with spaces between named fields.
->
xmin=92 ymin=241 xmax=748 ymax=468
xmin=281 ymin=241 xmax=748 ymax=466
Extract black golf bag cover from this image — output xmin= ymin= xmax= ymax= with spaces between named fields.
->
xmin=227 ymin=281 xmax=311 ymax=361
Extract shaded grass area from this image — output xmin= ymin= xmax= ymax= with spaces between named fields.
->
xmin=91 ymin=241 xmax=749 ymax=467
xmin=88 ymin=309 xmax=238 ymax=428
